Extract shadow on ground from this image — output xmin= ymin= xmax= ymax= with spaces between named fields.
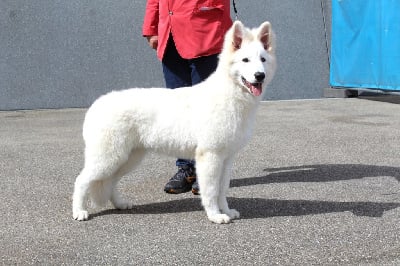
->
xmin=231 ymin=164 xmax=400 ymax=186
xmin=93 ymin=197 xmax=399 ymax=220
xmin=91 ymin=164 xmax=400 ymax=220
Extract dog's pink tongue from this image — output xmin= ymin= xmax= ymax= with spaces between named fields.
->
xmin=251 ymin=84 xmax=262 ymax=96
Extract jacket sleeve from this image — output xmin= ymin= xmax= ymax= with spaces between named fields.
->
xmin=142 ymin=0 xmax=159 ymax=36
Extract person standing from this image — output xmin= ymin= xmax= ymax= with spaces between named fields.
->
xmin=142 ymin=0 xmax=232 ymax=194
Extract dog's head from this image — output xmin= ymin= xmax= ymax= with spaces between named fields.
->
xmin=221 ymin=21 xmax=276 ymax=98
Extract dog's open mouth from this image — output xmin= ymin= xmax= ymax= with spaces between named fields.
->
xmin=241 ymin=77 xmax=263 ymax=96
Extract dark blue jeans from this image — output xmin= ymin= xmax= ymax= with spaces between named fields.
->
xmin=162 ymin=36 xmax=219 ymax=167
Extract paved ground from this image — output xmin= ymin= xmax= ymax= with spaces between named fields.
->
xmin=1 ymin=98 xmax=400 ymax=265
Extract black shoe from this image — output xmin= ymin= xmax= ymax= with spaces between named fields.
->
xmin=164 ymin=165 xmax=196 ymax=194
xmin=191 ymin=180 xmax=200 ymax=195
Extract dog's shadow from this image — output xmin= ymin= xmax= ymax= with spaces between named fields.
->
xmin=93 ymin=164 xmax=400 ymax=220
xmin=94 ymin=197 xmax=400 ymax=220
xmin=232 ymin=164 xmax=400 ymax=186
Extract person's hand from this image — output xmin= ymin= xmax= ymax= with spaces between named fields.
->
xmin=146 ymin=36 xmax=158 ymax=50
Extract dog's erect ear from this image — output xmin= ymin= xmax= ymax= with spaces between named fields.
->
xmin=258 ymin=21 xmax=272 ymax=51
xmin=231 ymin=20 xmax=244 ymax=50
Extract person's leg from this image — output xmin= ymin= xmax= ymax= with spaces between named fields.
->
xmin=162 ymin=36 xmax=191 ymax=89
xmin=188 ymin=53 xmax=219 ymax=194
xmin=161 ymin=36 xmax=196 ymax=193
xmin=190 ymin=53 xmax=219 ymax=85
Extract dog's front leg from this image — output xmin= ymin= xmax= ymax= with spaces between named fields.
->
xmin=196 ymin=151 xmax=231 ymax=224
xmin=218 ymin=157 xmax=240 ymax=220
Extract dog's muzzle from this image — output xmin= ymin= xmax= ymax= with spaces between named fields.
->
xmin=241 ymin=72 xmax=265 ymax=96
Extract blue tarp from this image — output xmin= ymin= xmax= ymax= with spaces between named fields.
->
xmin=330 ymin=0 xmax=400 ymax=91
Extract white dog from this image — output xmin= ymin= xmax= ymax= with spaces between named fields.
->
xmin=72 ymin=21 xmax=276 ymax=224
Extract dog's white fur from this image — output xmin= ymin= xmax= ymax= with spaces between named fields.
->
xmin=72 ymin=21 xmax=276 ymax=224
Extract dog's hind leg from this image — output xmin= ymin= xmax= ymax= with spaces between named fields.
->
xmin=72 ymin=168 xmax=94 ymax=221
xmin=72 ymin=150 xmax=135 ymax=221
xmin=110 ymin=149 xmax=146 ymax=210
xmin=73 ymin=164 xmax=118 ymax=221
xmin=73 ymin=159 xmax=134 ymax=220
xmin=218 ymin=157 xmax=240 ymax=220
xmin=196 ymin=151 xmax=232 ymax=224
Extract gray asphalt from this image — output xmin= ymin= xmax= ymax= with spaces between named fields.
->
xmin=1 ymin=98 xmax=400 ymax=265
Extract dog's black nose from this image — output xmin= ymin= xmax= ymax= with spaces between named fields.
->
xmin=254 ymin=72 xmax=265 ymax=82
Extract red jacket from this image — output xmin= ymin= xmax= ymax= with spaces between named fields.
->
xmin=142 ymin=0 xmax=232 ymax=60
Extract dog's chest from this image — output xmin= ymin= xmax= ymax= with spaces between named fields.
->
xmin=197 ymin=105 xmax=256 ymax=152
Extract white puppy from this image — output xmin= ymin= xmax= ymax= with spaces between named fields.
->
xmin=73 ymin=21 xmax=276 ymax=224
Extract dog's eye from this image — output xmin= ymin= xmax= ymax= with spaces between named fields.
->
xmin=261 ymin=57 xmax=266 ymax=62
xmin=242 ymin=58 xmax=249 ymax=63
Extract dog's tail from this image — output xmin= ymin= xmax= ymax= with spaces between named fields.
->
xmin=88 ymin=179 xmax=113 ymax=208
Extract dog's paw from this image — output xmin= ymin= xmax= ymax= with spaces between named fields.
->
xmin=208 ymin=213 xmax=232 ymax=224
xmin=73 ymin=210 xmax=89 ymax=221
xmin=225 ymin=208 xmax=240 ymax=219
